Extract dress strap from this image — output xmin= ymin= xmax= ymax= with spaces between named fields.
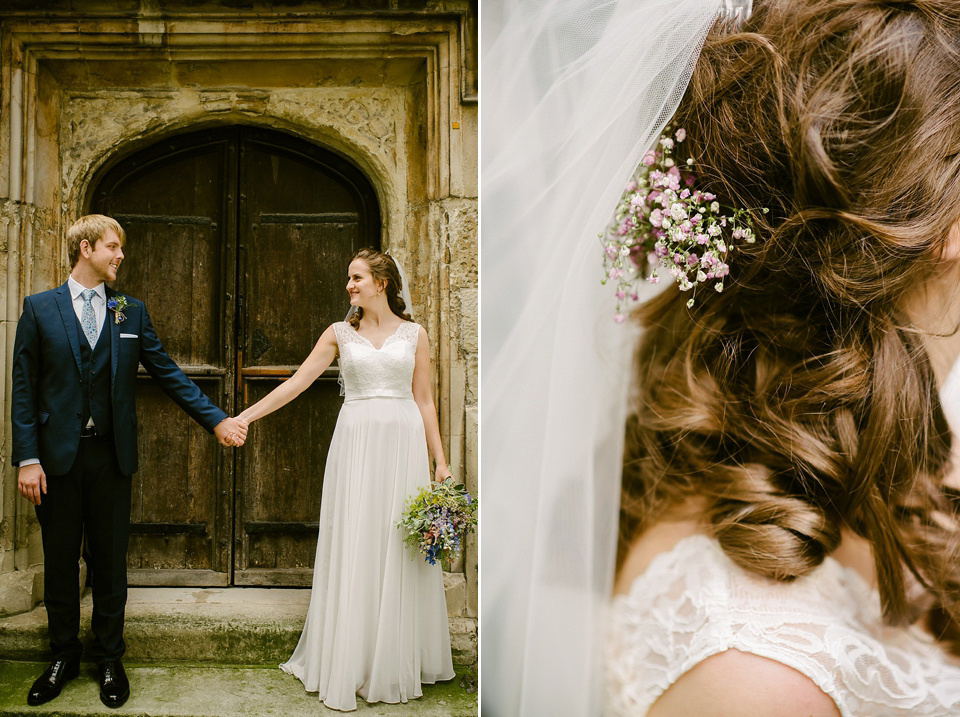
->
xmin=394 ymin=322 xmax=420 ymax=348
xmin=333 ymin=321 xmax=365 ymax=348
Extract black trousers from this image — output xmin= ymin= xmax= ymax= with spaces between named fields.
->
xmin=34 ymin=434 xmax=130 ymax=664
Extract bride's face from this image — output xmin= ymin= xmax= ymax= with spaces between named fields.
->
xmin=346 ymin=259 xmax=383 ymax=308
xmin=900 ymin=217 xmax=960 ymax=387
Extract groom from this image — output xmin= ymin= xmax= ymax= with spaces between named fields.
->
xmin=11 ymin=214 xmax=246 ymax=708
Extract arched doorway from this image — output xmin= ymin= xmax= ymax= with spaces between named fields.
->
xmin=90 ymin=125 xmax=381 ymax=586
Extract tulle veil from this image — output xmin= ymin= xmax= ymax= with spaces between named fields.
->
xmin=481 ymin=1 xmax=725 ymax=714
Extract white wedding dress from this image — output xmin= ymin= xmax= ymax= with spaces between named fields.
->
xmin=606 ymin=534 xmax=960 ymax=716
xmin=280 ymin=321 xmax=455 ymax=711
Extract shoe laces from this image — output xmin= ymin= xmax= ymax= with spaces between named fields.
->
xmin=101 ymin=663 xmax=117 ymax=683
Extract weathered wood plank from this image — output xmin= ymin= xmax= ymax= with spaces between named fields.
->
xmin=234 ymin=129 xmax=379 ymax=586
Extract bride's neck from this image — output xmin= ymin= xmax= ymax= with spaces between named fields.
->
xmin=901 ymin=258 xmax=960 ymax=387
xmin=613 ymin=497 xmax=877 ymax=595
xmin=359 ymin=303 xmax=392 ymax=326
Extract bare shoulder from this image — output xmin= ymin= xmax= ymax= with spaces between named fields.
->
xmin=614 ymin=500 xmax=706 ymax=596
xmin=318 ymin=323 xmax=340 ymax=348
xmin=647 ymin=649 xmax=841 ymax=717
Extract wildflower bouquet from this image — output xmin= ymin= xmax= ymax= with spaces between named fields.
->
xmin=602 ymin=127 xmax=766 ymax=319
xmin=398 ymin=477 xmax=478 ymax=565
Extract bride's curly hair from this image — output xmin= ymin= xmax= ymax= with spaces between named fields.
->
xmin=347 ymin=248 xmax=413 ymax=329
xmin=620 ymin=0 xmax=960 ymax=653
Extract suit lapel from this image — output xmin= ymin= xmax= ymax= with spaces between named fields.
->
xmin=106 ymin=286 xmax=121 ymax=387
xmin=55 ymin=283 xmax=82 ymax=375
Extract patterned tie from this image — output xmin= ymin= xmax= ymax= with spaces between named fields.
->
xmin=81 ymin=289 xmax=98 ymax=348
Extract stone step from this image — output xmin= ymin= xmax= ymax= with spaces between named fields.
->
xmin=0 ymin=661 xmax=478 ymax=716
xmin=0 ymin=587 xmax=477 ymax=667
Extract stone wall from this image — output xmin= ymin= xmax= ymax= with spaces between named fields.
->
xmin=0 ymin=0 xmax=477 ymax=655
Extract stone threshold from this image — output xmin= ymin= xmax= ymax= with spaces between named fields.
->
xmin=0 ymin=587 xmax=477 ymax=666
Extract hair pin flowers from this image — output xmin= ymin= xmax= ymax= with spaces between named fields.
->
xmin=602 ymin=127 xmax=767 ymax=321
xmin=107 ymin=295 xmax=132 ymax=324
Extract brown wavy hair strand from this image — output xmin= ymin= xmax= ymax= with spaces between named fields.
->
xmin=620 ymin=0 xmax=960 ymax=654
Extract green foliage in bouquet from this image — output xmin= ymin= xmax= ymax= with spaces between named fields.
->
xmin=398 ymin=477 xmax=478 ymax=565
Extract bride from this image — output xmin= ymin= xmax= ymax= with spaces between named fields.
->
xmin=236 ymin=248 xmax=455 ymax=711
xmin=483 ymin=0 xmax=960 ymax=715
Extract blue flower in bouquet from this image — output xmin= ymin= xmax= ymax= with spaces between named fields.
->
xmin=398 ymin=477 xmax=478 ymax=565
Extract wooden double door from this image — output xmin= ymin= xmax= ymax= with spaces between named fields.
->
xmin=90 ymin=126 xmax=381 ymax=586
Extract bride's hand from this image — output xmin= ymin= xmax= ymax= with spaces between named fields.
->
xmin=215 ymin=416 xmax=247 ymax=447
xmin=229 ymin=416 xmax=250 ymax=447
xmin=434 ymin=465 xmax=452 ymax=483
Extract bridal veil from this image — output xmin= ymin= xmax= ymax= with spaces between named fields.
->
xmin=481 ymin=1 xmax=725 ymax=714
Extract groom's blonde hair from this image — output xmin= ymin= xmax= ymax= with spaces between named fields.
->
xmin=68 ymin=214 xmax=126 ymax=267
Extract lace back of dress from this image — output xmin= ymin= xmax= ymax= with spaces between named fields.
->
xmin=606 ymin=534 xmax=960 ymax=717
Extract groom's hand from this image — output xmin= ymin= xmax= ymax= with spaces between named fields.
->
xmin=18 ymin=464 xmax=47 ymax=505
xmin=215 ymin=417 xmax=248 ymax=447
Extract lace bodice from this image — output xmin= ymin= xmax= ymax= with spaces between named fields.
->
xmin=333 ymin=321 xmax=419 ymax=401
xmin=606 ymin=534 xmax=960 ymax=717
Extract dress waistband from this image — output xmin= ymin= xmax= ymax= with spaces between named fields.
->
xmin=343 ymin=389 xmax=414 ymax=402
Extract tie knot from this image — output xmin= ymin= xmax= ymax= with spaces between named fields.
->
xmin=81 ymin=289 xmax=97 ymax=304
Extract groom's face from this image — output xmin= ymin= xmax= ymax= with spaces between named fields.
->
xmin=83 ymin=229 xmax=124 ymax=283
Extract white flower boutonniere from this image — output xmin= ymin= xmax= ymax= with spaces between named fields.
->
xmin=106 ymin=295 xmax=132 ymax=324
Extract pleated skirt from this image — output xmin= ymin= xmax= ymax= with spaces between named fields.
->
xmin=280 ymin=396 xmax=455 ymax=711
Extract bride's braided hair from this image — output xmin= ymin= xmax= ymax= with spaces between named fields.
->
xmin=620 ymin=0 xmax=960 ymax=653
xmin=347 ymin=248 xmax=412 ymax=329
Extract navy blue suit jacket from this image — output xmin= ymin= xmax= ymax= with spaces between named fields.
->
xmin=11 ymin=281 xmax=227 ymax=477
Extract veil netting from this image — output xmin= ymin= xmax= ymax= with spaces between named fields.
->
xmin=481 ymin=1 xmax=725 ymax=715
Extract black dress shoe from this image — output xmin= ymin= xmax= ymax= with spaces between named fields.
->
xmin=27 ymin=658 xmax=80 ymax=705
xmin=98 ymin=661 xmax=130 ymax=708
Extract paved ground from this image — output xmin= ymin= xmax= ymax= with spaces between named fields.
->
xmin=0 ymin=587 xmax=478 ymax=716
xmin=0 ymin=661 xmax=478 ymax=717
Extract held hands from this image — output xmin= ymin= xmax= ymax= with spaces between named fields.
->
xmin=215 ymin=416 xmax=249 ymax=447
xmin=434 ymin=464 xmax=453 ymax=483
xmin=18 ymin=464 xmax=47 ymax=506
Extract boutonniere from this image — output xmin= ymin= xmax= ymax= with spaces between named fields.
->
xmin=106 ymin=295 xmax=132 ymax=324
